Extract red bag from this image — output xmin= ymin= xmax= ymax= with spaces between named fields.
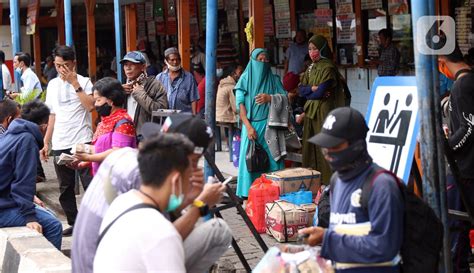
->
xmin=245 ymin=175 xmax=280 ymax=233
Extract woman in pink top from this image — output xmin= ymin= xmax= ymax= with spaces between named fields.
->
xmin=74 ymin=77 xmax=136 ymax=175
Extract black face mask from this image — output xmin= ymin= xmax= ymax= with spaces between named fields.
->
xmin=325 ymin=139 xmax=372 ymax=180
xmin=95 ymin=103 xmax=112 ymax=117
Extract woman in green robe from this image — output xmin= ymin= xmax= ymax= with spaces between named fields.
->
xmin=235 ymin=48 xmax=286 ymax=198
xmin=299 ymin=35 xmax=345 ymax=184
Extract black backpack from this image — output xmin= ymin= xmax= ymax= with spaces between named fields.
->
xmin=321 ymin=165 xmax=443 ymax=273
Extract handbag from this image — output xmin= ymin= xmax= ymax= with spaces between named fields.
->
xmin=246 ymin=140 xmax=269 ymax=172
xmin=284 ymin=129 xmax=301 ymax=151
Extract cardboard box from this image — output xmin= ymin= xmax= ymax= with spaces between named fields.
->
xmin=71 ymin=143 xmax=95 ymax=154
xmin=266 ymin=168 xmax=321 ymax=195
xmin=300 ymin=203 xmax=317 ymax=227
xmin=265 ymin=201 xmax=309 ymax=242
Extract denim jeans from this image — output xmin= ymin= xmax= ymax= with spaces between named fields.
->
xmin=0 ymin=206 xmax=63 ymax=250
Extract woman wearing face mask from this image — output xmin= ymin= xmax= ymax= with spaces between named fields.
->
xmin=299 ymin=35 xmax=345 ymax=184
xmin=73 ymin=77 xmax=136 ymax=175
xmin=235 ymin=49 xmax=287 ymax=199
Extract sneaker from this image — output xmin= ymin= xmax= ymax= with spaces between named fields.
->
xmin=62 ymin=226 xmax=73 ymax=237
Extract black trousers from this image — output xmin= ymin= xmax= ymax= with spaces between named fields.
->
xmin=52 ymin=148 xmax=92 ymax=226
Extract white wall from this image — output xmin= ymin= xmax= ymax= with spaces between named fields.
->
xmin=0 ymin=25 xmax=32 ymax=61
xmin=343 ymin=67 xmax=415 ymax=117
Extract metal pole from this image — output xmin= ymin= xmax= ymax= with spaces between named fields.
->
xmin=64 ymin=0 xmax=73 ymax=46
xmin=114 ymin=0 xmax=123 ymax=83
xmin=9 ymin=0 xmax=21 ymax=92
xmin=204 ymin=0 xmax=217 ymax=180
xmin=427 ymin=4 xmax=452 ymax=273
xmin=411 ymin=1 xmax=451 ymax=272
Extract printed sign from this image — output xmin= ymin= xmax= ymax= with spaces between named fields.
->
xmin=26 ymin=1 xmax=39 ymax=35
xmin=276 ymin=19 xmax=291 ymax=39
xmin=361 ymin=0 xmax=382 ymax=10
xmin=264 ymin=6 xmax=275 ymax=36
xmin=336 ymin=14 xmax=356 ymax=44
xmin=365 ymin=77 xmax=419 ymax=182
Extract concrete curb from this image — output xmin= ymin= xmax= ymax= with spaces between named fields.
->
xmin=0 ymin=227 xmax=71 ymax=273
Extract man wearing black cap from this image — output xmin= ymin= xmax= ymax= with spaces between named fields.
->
xmin=299 ymin=107 xmax=404 ymax=273
xmin=156 ymin=47 xmax=199 ymax=114
xmin=72 ymin=113 xmax=231 ymax=273
xmin=121 ymin=51 xmax=168 ymax=133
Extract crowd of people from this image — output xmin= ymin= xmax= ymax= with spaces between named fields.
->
xmin=0 ymin=26 xmax=472 ymax=273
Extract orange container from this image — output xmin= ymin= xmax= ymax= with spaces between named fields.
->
xmin=245 ymin=175 xmax=280 ymax=233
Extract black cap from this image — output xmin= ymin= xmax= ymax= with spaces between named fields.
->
xmin=140 ymin=114 xmax=213 ymax=154
xmin=308 ymin=107 xmax=368 ymax=148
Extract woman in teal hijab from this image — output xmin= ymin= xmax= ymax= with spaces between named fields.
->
xmin=235 ymin=48 xmax=286 ymax=198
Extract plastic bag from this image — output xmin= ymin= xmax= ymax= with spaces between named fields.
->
xmin=232 ymin=135 xmax=240 ymax=168
xmin=245 ymin=175 xmax=280 ymax=233
xmin=253 ymin=246 xmax=334 ymax=273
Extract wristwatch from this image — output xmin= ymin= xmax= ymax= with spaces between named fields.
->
xmin=192 ymin=199 xmax=209 ymax=217
xmin=75 ymin=86 xmax=83 ymax=93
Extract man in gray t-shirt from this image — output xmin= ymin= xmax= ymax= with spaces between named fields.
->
xmin=284 ymin=29 xmax=308 ymax=75
xmin=42 ymin=56 xmax=57 ymax=85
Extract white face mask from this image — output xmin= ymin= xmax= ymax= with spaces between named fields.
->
xmin=216 ymin=68 xmax=223 ymax=78
xmin=165 ymin=60 xmax=182 ymax=72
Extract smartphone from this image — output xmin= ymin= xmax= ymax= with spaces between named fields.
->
xmin=222 ymin=176 xmax=233 ymax=186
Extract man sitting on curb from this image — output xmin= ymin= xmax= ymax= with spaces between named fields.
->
xmin=0 ymin=98 xmax=20 ymax=134
xmin=0 ymin=100 xmax=63 ymax=249
xmin=72 ymin=114 xmax=232 ymax=273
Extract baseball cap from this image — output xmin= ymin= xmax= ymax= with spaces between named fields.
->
xmin=120 ymin=51 xmax=146 ymax=64
xmin=308 ymin=107 xmax=368 ymax=148
xmin=140 ymin=114 xmax=213 ymax=154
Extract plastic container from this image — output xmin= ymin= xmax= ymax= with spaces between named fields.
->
xmin=280 ymin=191 xmax=313 ymax=205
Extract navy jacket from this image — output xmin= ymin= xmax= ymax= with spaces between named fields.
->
xmin=321 ymin=164 xmax=404 ymax=273
xmin=0 ymin=119 xmax=44 ymax=223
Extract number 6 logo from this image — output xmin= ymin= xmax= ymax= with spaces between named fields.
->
xmin=416 ymin=16 xmax=455 ymax=55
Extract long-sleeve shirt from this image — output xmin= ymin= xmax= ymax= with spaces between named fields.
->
xmin=0 ymin=119 xmax=44 ymax=223
xmin=20 ymin=68 xmax=42 ymax=99
xmin=448 ymin=72 xmax=474 ymax=179
xmin=321 ymin=164 xmax=403 ymax=273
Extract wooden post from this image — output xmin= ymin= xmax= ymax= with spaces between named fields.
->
xmin=125 ymin=4 xmax=137 ymax=52
xmin=440 ymin=0 xmax=449 ymax=15
xmin=238 ymin=0 xmax=248 ymax=64
xmin=32 ymin=0 xmax=42 ymax=79
xmin=55 ymin=0 xmax=65 ymax=45
xmin=33 ymin=31 xmax=42 ymax=79
xmin=85 ymin=0 xmax=96 ymax=81
xmin=178 ymin=0 xmax=191 ymax=71
xmin=249 ymin=0 xmax=264 ymax=52
xmin=0 ymin=4 xmax=3 ymax=25
xmin=354 ymin=0 xmax=365 ymax=67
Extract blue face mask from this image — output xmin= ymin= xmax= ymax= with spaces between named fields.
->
xmin=166 ymin=175 xmax=184 ymax=212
